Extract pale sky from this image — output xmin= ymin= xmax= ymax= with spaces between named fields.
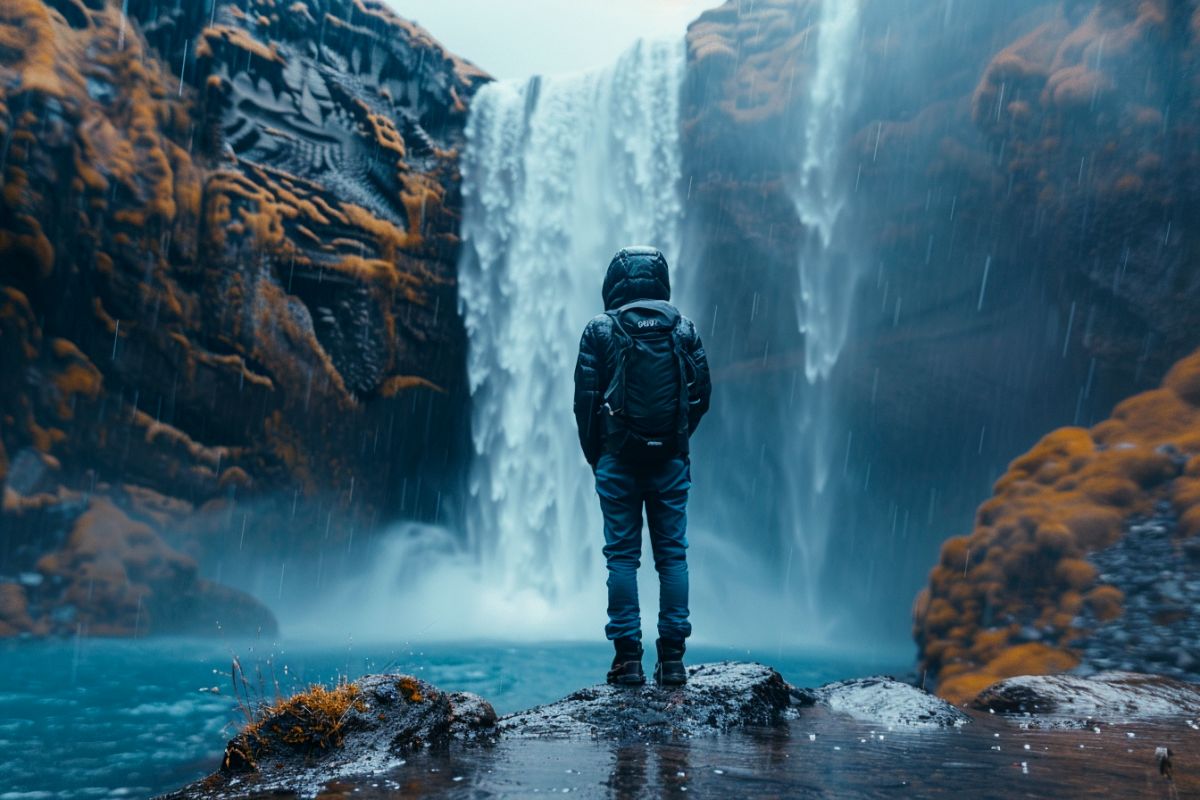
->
xmin=387 ymin=0 xmax=719 ymax=80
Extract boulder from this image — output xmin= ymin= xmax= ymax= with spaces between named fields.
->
xmin=498 ymin=661 xmax=794 ymax=740
xmin=9 ymin=496 xmax=277 ymax=637
xmin=814 ymin=676 xmax=971 ymax=729
xmin=174 ymin=675 xmax=495 ymax=798
xmin=971 ymin=671 xmax=1200 ymax=727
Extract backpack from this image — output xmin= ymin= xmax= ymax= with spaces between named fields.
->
xmin=601 ymin=300 xmax=691 ymax=462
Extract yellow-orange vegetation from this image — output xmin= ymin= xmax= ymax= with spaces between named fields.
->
xmin=917 ymin=348 xmax=1200 ymax=703
xmin=967 ymin=0 xmax=1193 ymax=308
xmin=48 ymin=338 xmax=103 ymax=419
xmin=196 ymin=24 xmax=285 ymax=66
xmin=223 ymin=671 xmax=439 ymax=772
xmin=225 ymin=680 xmax=370 ymax=770
xmin=133 ymin=409 xmax=236 ymax=473
xmin=0 ymin=0 xmax=76 ymax=99
xmin=396 ymin=676 xmax=424 ymax=703
xmin=0 ymin=0 xmax=207 ymax=479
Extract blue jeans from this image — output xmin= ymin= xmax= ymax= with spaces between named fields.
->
xmin=594 ymin=453 xmax=692 ymax=642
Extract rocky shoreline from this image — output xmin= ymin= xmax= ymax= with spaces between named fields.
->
xmin=161 ymin=661 xmax=1197 ymax=799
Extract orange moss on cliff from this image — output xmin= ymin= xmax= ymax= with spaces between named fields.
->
xmin=917 ymin=349 xmax=1200 ymax=703
xmin=2 ymin=0 xmax=481 ymax=639
xmin=687 ymin=0 xmax=816 ymax=126
xmin=2 ymin=0 xmax=473 ymax=513
xmin=197 ymin=23 xmax=285 ymax=66
xmin=0 ymin=0 xmax=78 ymax=99
xmin=32 ymin=498 xmax=196 ymax=635
xmin=0 ymin=0 xmax=199 ymax=465
xmin=48 ymin=338 xmax=103 ymax=419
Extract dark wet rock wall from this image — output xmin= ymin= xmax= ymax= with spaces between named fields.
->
xmin=0 ymin=0 xmax=487 ymax=635
xmin=680 ymin=0 xmax=1200 ymax=638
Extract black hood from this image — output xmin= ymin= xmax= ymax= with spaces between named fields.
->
xmin=602 ymin=246 xmax=671 ymax=310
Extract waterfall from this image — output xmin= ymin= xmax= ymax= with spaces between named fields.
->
xmin=453 ymin=39 xmax=686 ymax=631
xmin=315 ymin=14 xmax=872 ymax=646
xmin=782 ymin=0 xmax=865 ymax=626
xmin=795 ymin=0 xmax=863 ymax=378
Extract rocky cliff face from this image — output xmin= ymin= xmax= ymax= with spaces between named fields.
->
xmin=900 ymin=1 xmax=1200 ymax=701
xmin=0 ymin=0 xmax=487 ymax=636
xmin=680 ymin=0 xmax=1200 ymax=636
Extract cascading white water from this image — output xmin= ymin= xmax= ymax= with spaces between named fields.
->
xmin=782 ymin=0 xmax=864 ymax=626
xmin=308 ymin=40 xmax=687 ymax=642
xmin=452 ymin=38 xmax=685 ymax=630
xmin=796 ymin=0 xmax=863 ymax=377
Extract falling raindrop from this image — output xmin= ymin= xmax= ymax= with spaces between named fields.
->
xmin=977 ymin=256 xmax=991 ymax=311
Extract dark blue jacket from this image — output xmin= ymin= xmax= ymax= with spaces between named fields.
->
xmin=573 ymin=247 xmax=711 ymax=465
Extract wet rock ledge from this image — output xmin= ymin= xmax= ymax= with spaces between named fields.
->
xmin=163 ymin=662 xmax=970 ymax=799
xmin=162 ymin=661 xmax=1200 ymax=798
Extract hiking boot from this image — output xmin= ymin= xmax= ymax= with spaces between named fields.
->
xmin=606 ymin=637 xmax=645 ymax=686
xmin=653 ymin=638 xmax=687 ymax=686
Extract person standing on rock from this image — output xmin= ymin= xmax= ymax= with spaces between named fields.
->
xmin=573 ymin=246 xmax=712 ymax=687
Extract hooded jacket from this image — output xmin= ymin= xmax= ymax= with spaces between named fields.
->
xmin=573 ymin=247 xmax=712 ymax=465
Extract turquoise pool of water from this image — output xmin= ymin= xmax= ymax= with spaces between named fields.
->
xmin=0 ymin=637 xmax=910 ymax=798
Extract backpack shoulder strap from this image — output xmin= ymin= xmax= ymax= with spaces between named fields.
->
xmin=602 ymin=310 xmax=633 ymax=414
xmin=670 ymin=318 xmax=691 ymax=437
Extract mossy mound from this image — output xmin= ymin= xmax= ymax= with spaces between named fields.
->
xmin=915 ymin=348 xmax=1200 ymax=703
xmin=165 ymin=674 xmax=494 ymax=798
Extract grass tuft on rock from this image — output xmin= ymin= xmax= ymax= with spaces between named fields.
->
xmin=224 ymin=680 xmax=367 ymax=772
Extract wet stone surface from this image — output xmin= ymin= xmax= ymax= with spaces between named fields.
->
xmin=814 ymin=676 xmax=971 ymax=729
xmin=498 ymin=661 xmax=795 ymax=740
xmin=163 ymin=663 xmax=973 ymax=798
xmin=160 ymin=665 xmax=1200 ymax=797
xmin=177 ymin=708 xmax=1200 ymax=799
xmin=973 ymin=672 xmax=1200 ymax=728
xmin=1076 ymin=504 xmax=1200 ymax=680
xmin=165 ymin=675 xmax=496 ymax=799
